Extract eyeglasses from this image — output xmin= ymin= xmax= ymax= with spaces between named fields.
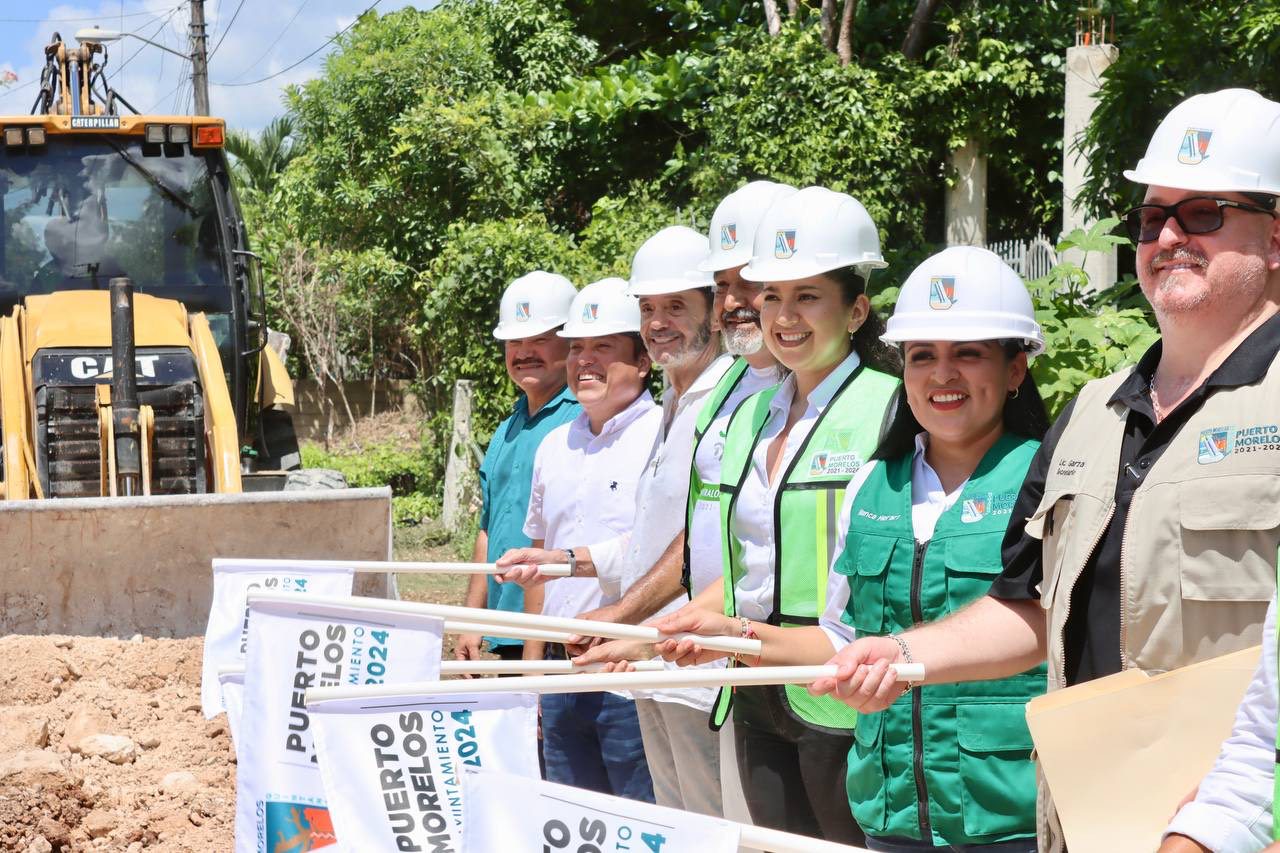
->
xmin=1123 ymin=196 xmax=1277 ymax=244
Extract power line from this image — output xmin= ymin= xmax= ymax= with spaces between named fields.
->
xmin=108 ymin=4 xmax=189 ymax=82
xmin=211 ymin=0 xmax=383 ymax=88
xmin=226 ymin=0 xmax=310 ymax=83
xmin=208 ymin=0 xmax=246 ymax=60
xmin=0 ymin=7 xmax=163 ymax=23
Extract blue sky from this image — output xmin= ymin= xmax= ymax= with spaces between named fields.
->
xmin=0 ymin=1 xmax=434 ymax=133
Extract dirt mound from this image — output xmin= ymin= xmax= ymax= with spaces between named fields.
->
xmin=0 ymin=635 xmax=234 ymax=851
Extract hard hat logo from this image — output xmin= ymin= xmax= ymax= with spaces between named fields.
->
xmin=1177 ymin=128 xmax=1214 ymax=165
xmin=720 ymin=224 xmax=738 ymax=250
xmin=515 ymin=301 xmax=531 ymax=322
xmin=927 ymin=276 xmax=957 ymax=310
xmin=583 ymin=303 xmax=600 ymax=323
xmin=774 ymin=229 xmax=797 ymax=259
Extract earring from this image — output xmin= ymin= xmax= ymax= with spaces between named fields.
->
xmin=1008 ymin=388 xmax=1020 ymax=400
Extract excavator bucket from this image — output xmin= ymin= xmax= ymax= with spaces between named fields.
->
xmin=0 ymin=487 xmax=395 ymax=637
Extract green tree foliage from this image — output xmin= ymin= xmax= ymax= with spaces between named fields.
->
xmin=241 ymin=0 xmax=1260 ymax=499
xmin=225 ymin=116 xmax=299 ymax=203
xmin=1082 ymin=1 xmax=1280 ymax=216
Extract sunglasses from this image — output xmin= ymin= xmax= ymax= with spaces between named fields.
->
xmin=1123 ymin=196 xmax=1277 ymax=244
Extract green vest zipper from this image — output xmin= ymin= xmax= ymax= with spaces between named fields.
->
xmin=837 ymin=433 xmax=1045 ymax=844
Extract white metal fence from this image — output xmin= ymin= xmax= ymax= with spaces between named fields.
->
xmin=986 ymin=233 xmax=1060 ymax=280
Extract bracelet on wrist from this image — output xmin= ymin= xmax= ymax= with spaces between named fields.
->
xmin=890 ymin=634 xmax=921 ymax=690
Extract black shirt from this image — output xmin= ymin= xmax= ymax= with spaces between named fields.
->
xmin=989 ymin=311 xmax=1280 ymax=686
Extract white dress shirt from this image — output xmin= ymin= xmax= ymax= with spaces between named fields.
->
xmin=590 ymin=353 xmax=734 ymax=602
xmin=1164 ymin=600 xmax=1275 ymax=852
xmin=818 ymin=434 xmax=967 ymax=650
xmin=730 ymin=350 xmax=861 ymax=622
xmin=588 ymin=354 xmax=737 ymax=711
xmin=524 ymin=391 xmax=663 ymax=619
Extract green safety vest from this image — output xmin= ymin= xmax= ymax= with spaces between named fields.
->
xmin=711 ymin=363 xmax=899 ymax=730
xmin=681 ymin=357 xmax=752 ymax=597
xmin=837 ymin=433 xmax=1045 ymax=845
xmin=1275 ymin=545 xmax=1279 ymax=843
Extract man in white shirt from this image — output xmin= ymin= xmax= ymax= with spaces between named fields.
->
xmin=503 ymin=228 xmax=731 ymax=814
xmin=571 ymin=185 xmax=791 ymax=820
xmin=502 ymin=277 xmax=663 ymax=801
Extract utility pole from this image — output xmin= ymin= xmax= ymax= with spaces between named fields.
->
xmin=189 ymin=0 xmax=210 ymax=115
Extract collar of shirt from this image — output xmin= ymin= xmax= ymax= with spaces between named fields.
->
xmin=514 ymin=383 xmax=576 ymax=422
xmin=1109 ymin=310 xmax=1280 ymax=412
xmin=768 ymin=349 xmax=862 ymax=420
xmin=661 ymin=352 xmax=736 ymax=424
xmin=568 ymin=389 xmax=656 ymax=444
xmin=910 ymin=432 xmax=966 ymax=536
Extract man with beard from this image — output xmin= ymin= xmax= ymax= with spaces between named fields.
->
xmin=456 ymin=271 xmax=580 ymax=667
xmin=814 ymin=88 xmax=1280 ymax=852
xmin=500 ymin=223 xmax=735 ymax=816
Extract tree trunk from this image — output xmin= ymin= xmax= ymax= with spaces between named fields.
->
xmin=785 ymin=0 xmax=798 ymax=16
xmin=762 ymin=0 xmax=782 ymax=35
xmin=901 ymin=0 xmax=943 ymax=60
xmin=820 ymin=0 xmax=838 ymax=51
xmin=837 ymin=0 xmax=859 ymax=65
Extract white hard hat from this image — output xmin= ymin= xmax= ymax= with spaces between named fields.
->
xmin=1123 ymin=88 xmax=1280 ymax=196
xmin=741 ymin=186 xmax=886 ymax=282
xmin=700 ymin=181 xmax=799 ymax=272
xmin=628 ymin=226 xmax=714 ymax=296
xmin=493 ymin=271 xmax=578 ymax=340
xmin=882 ymin=246 xmax=1044 ymax=357
xmin=558 ymin=277 xmax=641 ymax=337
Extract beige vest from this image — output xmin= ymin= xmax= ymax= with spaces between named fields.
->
xmin=1028 ymin=356 xmax=1280 ymax=850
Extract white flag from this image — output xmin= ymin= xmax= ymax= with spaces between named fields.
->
xmin=201 ymin=558 xmax=355 ymax=717
xmin=218 ymin=664 xmax=246 ymax=759
xmin=309 ymin=691 xmax=539 ymax=852
xmin=462 ymin=770 xmax=741 ymax=853
xmin=234 ymin=596 xmax=444 ymax=853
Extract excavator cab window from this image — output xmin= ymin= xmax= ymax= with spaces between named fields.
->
xmin=0 ymin=136 xmax=235 ymax=360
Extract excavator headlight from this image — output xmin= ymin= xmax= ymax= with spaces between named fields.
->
xmin=3 ymin=127 xmax=24 ymax=147
xmin=194 ymin=124 xmax=224 ymax=147
xmin=144 ymin=123 xmax=166 ymax=144
xmin=26 ymin=127 xmax=46 ymax=146
xmin=167 ymin=124 xmax=190 ymax=144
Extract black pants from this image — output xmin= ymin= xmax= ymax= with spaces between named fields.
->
xmin=733 ymin=684 xmax=865 ymax=846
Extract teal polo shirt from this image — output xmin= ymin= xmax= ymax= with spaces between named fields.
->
xmin=478 ymin=384 xmax=580 ymax=647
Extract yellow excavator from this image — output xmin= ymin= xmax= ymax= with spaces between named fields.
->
xmin=0 ymin=34 xmax=392 ymax=636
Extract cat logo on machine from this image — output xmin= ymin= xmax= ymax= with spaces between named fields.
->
xmin=70 ymin=354 xmax=161 ymax=381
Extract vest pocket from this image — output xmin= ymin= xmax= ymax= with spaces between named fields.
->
xmin=841 ymin=536 xmax=894 ymax=634
xmin=956 ymin=703 xmax=1037 ymax=839
xmin=847 ymin=709 xmax=887 ymax=833
xmin=944 ymin=536 xmax=1005 ymax=613
xmin=1178 ymin=478 xmax=1278 ymax=602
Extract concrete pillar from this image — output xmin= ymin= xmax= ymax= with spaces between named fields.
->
xmin=442 ymin=379 xmax=475 ymax=532
xmin=1062 ymin=43 xmax=1119 ymax=289
xmin=945 ymin=140 xmax=987 ymax=247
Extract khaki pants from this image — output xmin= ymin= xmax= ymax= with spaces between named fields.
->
xmin=634 ymin=697 xmax=723 ymax=817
